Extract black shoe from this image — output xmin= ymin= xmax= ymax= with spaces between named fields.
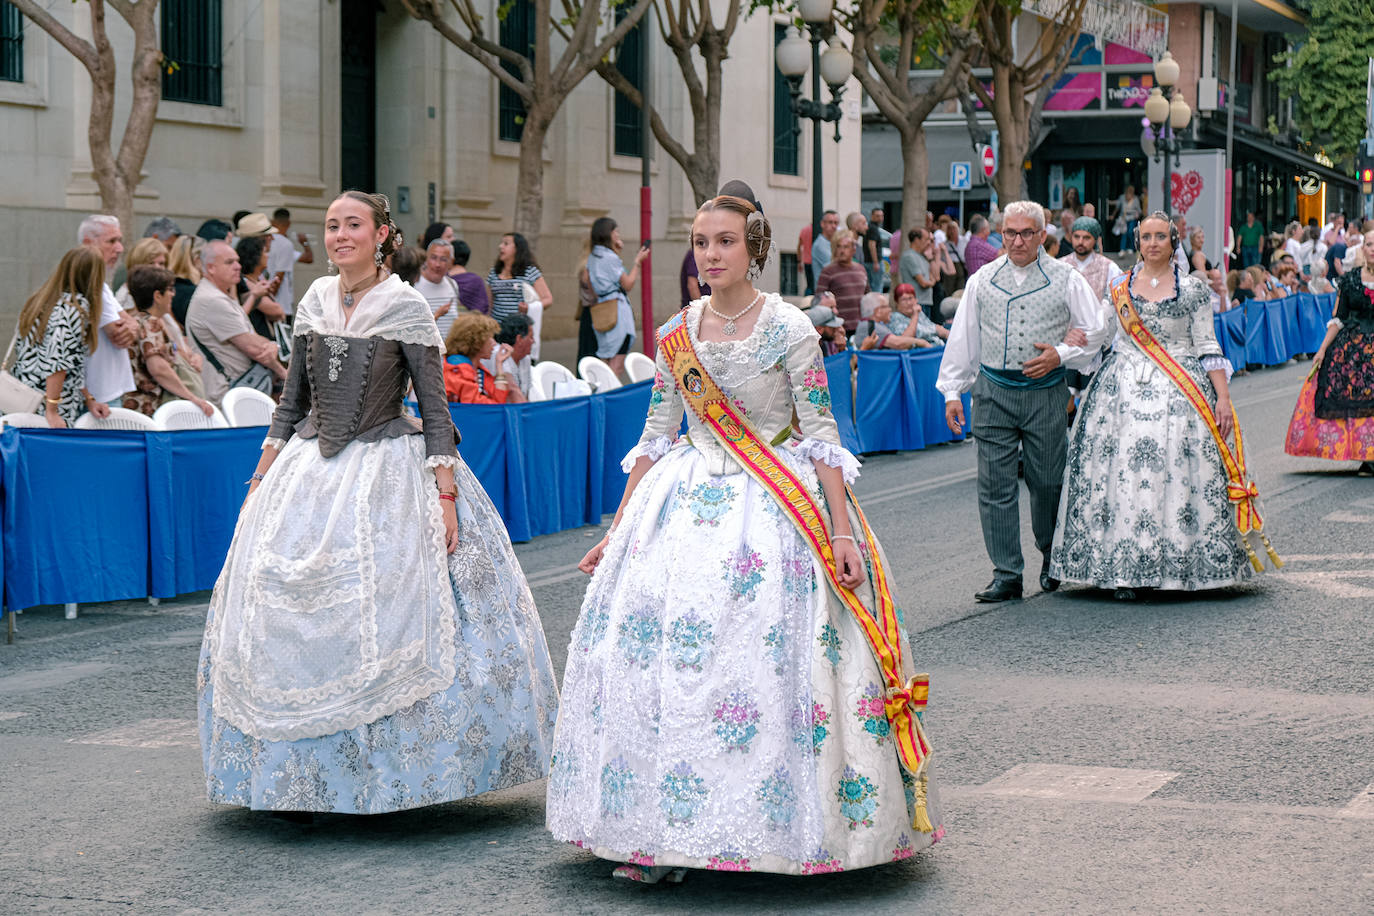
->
xmin=1113 ymin=587 xmax=1137 ymax=601
xmin=1040 ymin=557 xmax=1060 ymax=593
xmin=1357 ymin=461 xmax=1374 ymax=478
xmin=975 ymin=580 xmax=1023 ymax=603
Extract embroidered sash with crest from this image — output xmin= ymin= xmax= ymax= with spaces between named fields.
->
xmin=656 ymin=312 xmax=935 ymax=832
xmin=1108 ymin=274 xmax=1281 ymax=571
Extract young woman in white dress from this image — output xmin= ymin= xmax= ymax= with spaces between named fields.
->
xmin=546 ymin=181 xmax=942 ymax=882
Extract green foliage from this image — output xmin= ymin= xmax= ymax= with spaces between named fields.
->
xmin=1270 ymin=0 xmax=1374 ymax=168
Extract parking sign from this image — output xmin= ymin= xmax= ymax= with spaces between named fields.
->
xmin=950 ymin=162 xmax=972 ymax=191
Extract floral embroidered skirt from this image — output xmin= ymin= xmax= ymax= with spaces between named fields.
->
xmin=546 ymin=441 xmax=943 ymax=874
xmin=1286 ymin=331 xmax=1374 ymax=461
xmin=1050 ymin=350 xmax=1253 ymax=590
xmin=198 ymin=435 xmax=560 ymax=814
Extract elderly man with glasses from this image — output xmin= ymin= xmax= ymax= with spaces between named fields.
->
xmin=936 ymin=200 xmax=1109 ymax=603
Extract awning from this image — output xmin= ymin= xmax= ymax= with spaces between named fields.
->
xmin=1228 ymin=133 xmax=1358 ymax=189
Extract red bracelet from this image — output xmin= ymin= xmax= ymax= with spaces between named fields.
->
xmin=438 ymin=493 xmax=456 ymax=503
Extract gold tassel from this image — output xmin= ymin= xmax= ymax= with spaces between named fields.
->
xmin=911 ymin=771 xmax=935 ymax=834
xmin=1261 ymin=532 xmax=1284 ymax=569
xmin=1244 ymin=539 xmax=1263 ymax=573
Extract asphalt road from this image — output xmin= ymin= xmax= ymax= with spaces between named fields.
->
xmin=3 ymin=357 xmax=1372 ymax=914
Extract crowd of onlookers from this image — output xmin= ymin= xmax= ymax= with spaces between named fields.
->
xmin=4 ymin=208 xmax=610 ymax=424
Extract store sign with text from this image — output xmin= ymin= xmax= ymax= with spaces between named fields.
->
xmin=1105 ymin=71 xmax=1156 ymax=110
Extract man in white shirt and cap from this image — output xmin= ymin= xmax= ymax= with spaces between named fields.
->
xmin=937 ymin=200 xmax=1109 ymax=603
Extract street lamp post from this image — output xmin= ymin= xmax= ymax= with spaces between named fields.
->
xmin=1143 ymin=51 xmax=1193 ymax=218
xmin=776 ymin=0 xmax=852 ymax=242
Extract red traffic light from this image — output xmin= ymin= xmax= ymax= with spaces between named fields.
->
xmin=1364 ymin=168 xmax=1374 ymax=182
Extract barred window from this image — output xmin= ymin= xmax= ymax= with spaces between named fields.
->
xmin=162 ymin=0 xmax=222 ymax=106
xmin=0 ymin=1 xmax=22 ymax=83
xmin=613 ymin=10 xmax=644 ymax=158
xmin=779 ymin=252 xmax=799 ymax=295
xmin=773 ymin=25 xmax=800 ymax=176
xmin=498 ymin=0 xmax=536 ymax=143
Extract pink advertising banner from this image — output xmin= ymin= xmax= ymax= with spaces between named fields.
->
xmin=1147 ymin=149 xmax=1227 ymax=267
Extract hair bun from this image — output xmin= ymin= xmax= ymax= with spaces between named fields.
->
xmin=717 ymin=179 xmax=762 ymax=214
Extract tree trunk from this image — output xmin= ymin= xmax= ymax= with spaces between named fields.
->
xmin=900 ymin=125 xmax=929 ymax=230
xmin=514 ymin=109 xmax=552 ymax=248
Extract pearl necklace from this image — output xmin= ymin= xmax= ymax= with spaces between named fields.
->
xmin=706 ymin=291 xmax=764 ymax=336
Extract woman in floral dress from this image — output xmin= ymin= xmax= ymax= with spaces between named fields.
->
xmin=546 ymin=181 xmax=942 ymax=882
xmin=1284 ymin=232 xmax=1374 ymax=475
xmin=1050 ymin=212 xmax=1254 ymax=599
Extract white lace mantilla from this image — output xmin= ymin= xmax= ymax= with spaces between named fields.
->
xmin=686 ymin=295 xmax=815 ymax=389
xmin=294 ymin=274 xmax=444 ymax=350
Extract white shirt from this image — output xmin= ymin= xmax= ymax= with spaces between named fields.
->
xmin=1066 ymin=252 xmax=1125 ymax=295
xmin=935 ymin=255 xmax=1109 ymax=402
xmin=1284 ymin=238 xmax=1303 ymax=263
xmin=481 ymin=352 xmax=532 ymax=395
xmin=933 ymin=228 xmax=948 ymax=247
xmin=266 ymin=234 xmax=303 ymax=313
xmin=413 ymin=274 xmax=459 ymax=340
xmin=85 ymin=283 xmax=135 ymax=402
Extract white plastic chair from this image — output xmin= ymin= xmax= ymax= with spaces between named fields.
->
xmin=578 ymin=357 xmax=623 ymax=392
xmin=530 ymin=361 xmax=575 ymax=401
xmin=74 ymin=407 xmax=156 ymax=430
xmin=0 ymin=412 xmax=50 ymax=428
xmin=222 ymin=388 xmax=278 ymax=427
xmin=624 ymin=351 xmax=656 ymax=383
xmin=152 ymin=399 xmax=229 ymax=430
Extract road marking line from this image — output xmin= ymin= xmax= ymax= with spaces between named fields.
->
xmin=1282 ymin=554 xmax=1374 ymax=563
xmin=70 ymin=718 xmax=197 ymax=749
xmin=0 ymin=711 xmax=26 ymax=721
xmin=1321 ymin=510 xmax=1374 ymax=524
xmin=974 ymin=764 xmax=1179 ymax=803
xmin=1282 ymin=571 xmax=1374 ymax=599
xmin=1339 ymin=784 xmax=1374 ymax=818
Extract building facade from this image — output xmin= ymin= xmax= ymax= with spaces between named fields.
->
xmin=862 ymin=0 xmax=1359 ymax=249
xmin=0 ymin=0 xmax=863 ymax=337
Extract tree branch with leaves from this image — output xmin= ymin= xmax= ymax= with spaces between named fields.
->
xmin=969 ymin=0 xmax=1086 ymax=201
xmin=402 ymin=0 xmax=654 ymax=247
xmin=11 ymin=0 xmax=164 ymax=236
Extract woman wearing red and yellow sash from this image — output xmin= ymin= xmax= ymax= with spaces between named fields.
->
xmin=1049 ymin=211 xmax=1261 ymax=600
xmin=546 ymin=182 xmax=942 ymax=882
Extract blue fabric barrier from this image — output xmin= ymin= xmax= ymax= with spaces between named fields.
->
xmin=1 ymin=356 xmax=963 ymax=609
xmin=1297 ymin=292 xmax=1334 ymax=354
xmin=1215 ymin=310 xmax=1248 ymax=371
xmin=1269 ymin=296 xmax=1301 ymax=361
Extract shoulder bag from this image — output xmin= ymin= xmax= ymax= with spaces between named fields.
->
xmin=0 ymin=321 xmax=44 ymax=415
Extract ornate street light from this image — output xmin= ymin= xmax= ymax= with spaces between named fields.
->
xmin=1144 ymin=50 xmax=1192 ymax=217
xmin=777 ymin=10 xmax=851 ymax=249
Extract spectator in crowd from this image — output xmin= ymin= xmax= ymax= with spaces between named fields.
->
xmin=1275 ymin=262 xmax=1302 ymax=294
xmin=574 ymin=239 xmax=598 ymax=364
xmin=941 ymin=218 xmax=967 ymax=290
xmin=1082 ymin=202 xmax=1096 ymax=219
xmin=11 ymin=247 xmax=107 ymax=427
xmin=421 ymin=222 xmax=453 ymax=250
xmin=115 ymin=237 xmax=169 ymax=310
xmin=483 ymin=313 xmax=534 ymax=397
xmin=1324 ymin=229 xmax=1347 ymax=277
xmin=814 ymin=229 xmax=869 ymax=331
xmin=1283 ymin=221 xmax=1304 ymax=264
xmin=1188 ymin=227 xmax=1212 ymax=272
xmin=234 ymin=235 xmax=287 ymax=340
xmin=890 ymin=282 xmax=948 ymax=344
xmin=388 ymin=244 xmax=423 ymax=285
xmin=443 ymin=311 xmax=526 ymax=404
xmin=855 ymin=292 xmax=930 ymax=351
xmin=586 ymin=217 xmax=648 ymax=376
xmin=1226 ymin=268 xmax=1254 ymax=308
xmin=928 ymin=210 xmax=945 ymax=246
xmin=846 ymin=211 xmax=874 ymax=284
xmin=121 ymin=266 xmax=213 ymax=416
xmin=680 ymin=244 xmax=710 ymax=310
xmin=811 ymin=209 xmax=839 ymax=274
xmin=266 ymin=207 xmax=314 ymax=316
xmin=415 ymin=239 xmax=462 ymax=340
xmin=1110 ymin=184 xmax=1142 ymax=251
xmin=1062 ymin=185 xmax=1082 ymax=216
xmin=1235 ymin=211 xmax=1264 ymax=267
xmin=143 ymin=216 xmax=182 ymax=251
xmin=487 ymin=231 xmax=553 ymax=360
xmin=231 ymin=210 xmax=253 ymax=233
xmin=964 ymin=214 xmax=999 ymax=278
xmin=168 ymin=234 xmax=203 ymax=329
xmin=900 ymin=228 xmax=941 ymax=318
xmin=448 ymin=239 xmax=490 ymax=314
xmin=987 ymin=210 xmax=1005 ymax=249
xmin=197 ymin=218 xmax=233 ymax=244
xmin=798 ymin=221 xmax=815 ymax=295
xmin=805 ymin=298 xmax=848 ymax=356
xmin=186 ymin=240 xmax=287 ymax=404
xmin=1308 ymin=258 xmax=1334 ymax=294
xmin=78 ymin=214 xmax=138 ymax=407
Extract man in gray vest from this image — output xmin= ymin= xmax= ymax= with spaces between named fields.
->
xmin=937 ymin=201 xmax=1109 ymax=602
